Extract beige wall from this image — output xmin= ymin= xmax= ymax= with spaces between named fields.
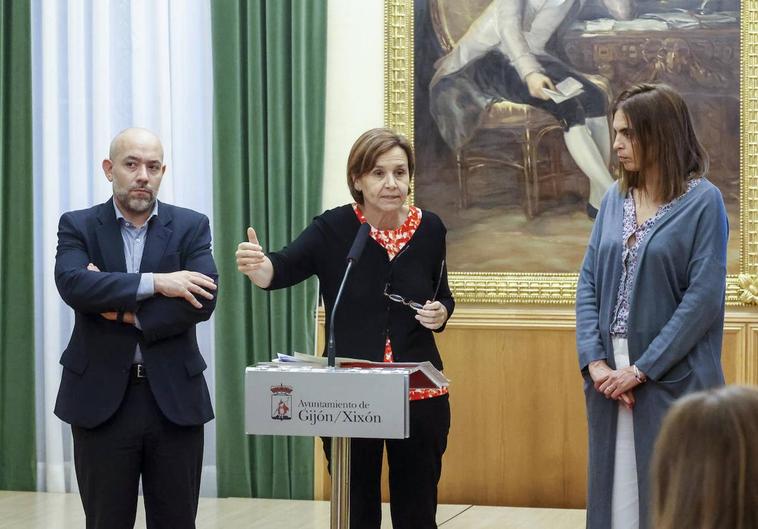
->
xmin=323 ymin=0 xmax=384 ymax=211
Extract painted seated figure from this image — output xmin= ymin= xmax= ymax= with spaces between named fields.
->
xmin=430 ymin=0 xmax=633 ymax=217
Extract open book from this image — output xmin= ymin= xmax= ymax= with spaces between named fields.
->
xmin=542 ymin=76 xmax=584 ymax=104
xmin=274 ymin=352 xmax=450 ymax=390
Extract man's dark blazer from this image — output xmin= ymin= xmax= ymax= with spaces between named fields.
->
xmin=54 ymin=198 xmax=217 ymax=429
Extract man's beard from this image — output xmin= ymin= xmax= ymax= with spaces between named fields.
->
xmin=115 ymin=187 xmax=155 ymax=215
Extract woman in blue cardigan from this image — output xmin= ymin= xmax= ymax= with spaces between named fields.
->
xmin=576 ymin=84 xmax=728 ymax=529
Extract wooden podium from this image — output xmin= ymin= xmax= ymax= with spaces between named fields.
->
xmin=245 ymin=364 xmax=412 ymax=528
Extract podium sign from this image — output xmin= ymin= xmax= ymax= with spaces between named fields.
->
xmin=245 ymin=365 xmax=410 ymax=439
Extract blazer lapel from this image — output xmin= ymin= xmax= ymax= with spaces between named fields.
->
xmin=95 ymin=200 xmax=127 ymax=273
xmin=140 ymin=201 xmax=172 ymax=273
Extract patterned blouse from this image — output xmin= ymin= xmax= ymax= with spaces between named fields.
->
xmin=353 ymin=204 xmax=449 ymax=401
xmin=610 ymin=179 xmax=701 ymax=337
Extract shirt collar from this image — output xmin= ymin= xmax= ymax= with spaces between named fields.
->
xmin=113 ymin=197 xmax=158 ymax=227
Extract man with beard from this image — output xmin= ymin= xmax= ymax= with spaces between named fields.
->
xmin=53 ymin=128 xmax=218 ymax=529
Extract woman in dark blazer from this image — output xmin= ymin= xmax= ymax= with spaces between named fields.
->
xmin=576 ymin=84 xmax=728 ymax=529
xmin=236 ymin=128 xmax=454 ymax=529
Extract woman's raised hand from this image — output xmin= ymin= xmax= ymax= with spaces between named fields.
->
xmin=236 ymin=227 xmax=274 ymax=288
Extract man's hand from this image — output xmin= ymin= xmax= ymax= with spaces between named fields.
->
xmin=525 ymin=72 xmax=555 ymax=101
xmin=90 ymin=262 xmax=216 ymax=311
xmin=153 ymin=271 xmax=217 ymax=309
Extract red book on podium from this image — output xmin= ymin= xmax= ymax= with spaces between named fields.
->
xmin=337 ymin=361 xmax=449 ymax=390
xmin=272 ymin=352 xmax=450 ymax=390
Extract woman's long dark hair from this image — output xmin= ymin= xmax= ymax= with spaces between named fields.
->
xmin=612 ymin=83 xmax=708 ymax=202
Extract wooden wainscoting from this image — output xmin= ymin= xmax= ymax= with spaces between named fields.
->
xmin=313 ymin=306 xmax=758 ymax=507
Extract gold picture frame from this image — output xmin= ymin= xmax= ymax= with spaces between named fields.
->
xmin=385 ymin=0 xmax=757 ymax=305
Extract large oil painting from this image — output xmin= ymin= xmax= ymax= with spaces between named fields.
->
xmin=385 ymin=0 xmax=756 ymax=303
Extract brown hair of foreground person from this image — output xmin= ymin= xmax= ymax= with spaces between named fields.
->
xmin=651 ymin=385 xmax=758 ymax=529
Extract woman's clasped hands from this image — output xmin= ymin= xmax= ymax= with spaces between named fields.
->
xmin=588 ymin=360 xmax=642 ymax=410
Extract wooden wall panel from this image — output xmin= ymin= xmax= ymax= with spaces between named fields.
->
xmin=721 ymin=322 xmax=745 ymax=384
xmin=436 ymin=325 xmax=587 ymax=507
xmin=313 ymin=306 xmax=758 ymax=507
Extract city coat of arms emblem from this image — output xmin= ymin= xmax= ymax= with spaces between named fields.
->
xmin=271 ymin=384 xmax=293 ymax=421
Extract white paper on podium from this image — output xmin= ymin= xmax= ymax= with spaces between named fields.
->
xmin=245 ymin=365 xmax=410 ymax=439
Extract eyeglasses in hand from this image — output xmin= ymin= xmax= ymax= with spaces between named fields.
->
xmin=383 ymin=259 xmax=445 ymax=311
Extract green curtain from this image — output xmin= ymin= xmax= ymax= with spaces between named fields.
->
xmin=212 ymin=0 xmax=327 ymax=498
xmin=0 ymin=0 xmax=35 ymax=490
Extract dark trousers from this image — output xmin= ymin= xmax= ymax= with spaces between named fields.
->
xmin=471 ymin=51 xmax=608 ymax=129
xmin=72 ymin=374 xmax=204 ymax=529
xmin=323 ymin=394 xmax=451 ymax=529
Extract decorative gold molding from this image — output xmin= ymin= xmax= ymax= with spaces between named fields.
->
xmin=385 ymin=0 xmax=758 ymax=305
xmin=738 ymin=274 xmax=758 ymax=303
xmin=384 ymin=0 xmax=414 ymax=142
xmin=385 ymin=0 xmax=416 ymax=203
xmin=721 ymin=323 xmax=746 ymax=384
xmin=739 ymin=0 xmax=758 ymax=304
